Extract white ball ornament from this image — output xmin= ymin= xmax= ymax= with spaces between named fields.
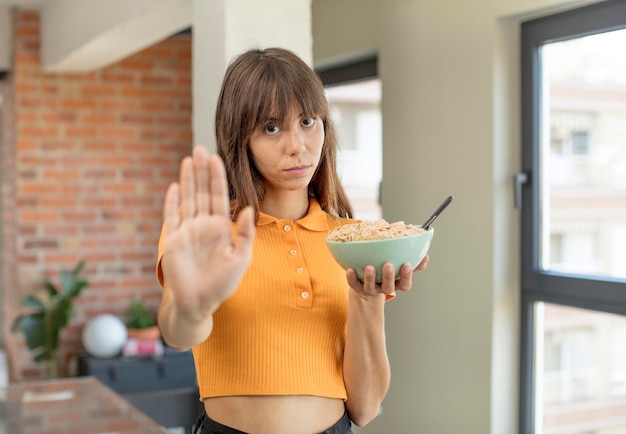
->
xmin=82 ymin=313 xmax=128 ymax=358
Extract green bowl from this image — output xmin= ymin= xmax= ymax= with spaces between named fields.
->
xmin=326 ymin=227 xmax=434 ymax=283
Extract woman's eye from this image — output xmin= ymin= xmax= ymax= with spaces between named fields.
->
xmin=264 ymin=124 xmax=280 ymax=134
xmin=302 ymin=117 xmax=316 ymax=127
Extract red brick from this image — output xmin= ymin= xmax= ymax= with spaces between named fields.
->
xmin=81 ymin=114 xmax=116 ymax=123
xmin=120 ymin=87 xmax=154 ymax=98
xmin=65 ymin=127 xmax=97 ymax=138
xmin=101 ymin=127 xmax=137 ymax=138
xmin=101 ymin=100 xmax=137 ymax=110
xmin=43 ymin=252 xmax=81 ymax=263
xmin=61 ymin=99 xmax=98 ymax=110
xmin=41 ymin=197 xmax=78 ymax=207
xmin=19 ymin=183 xmax=59 ymax=195
xmin=19 ymin=211 xmax=58 ymax=222
xmin=81 ymin=85 xmax=116 ymax=96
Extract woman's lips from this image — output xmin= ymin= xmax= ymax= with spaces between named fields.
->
xmin=285 ymin=165 xmax=310 ymax=176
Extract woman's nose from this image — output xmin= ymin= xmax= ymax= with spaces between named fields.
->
xmin=286 ymin=129 xmax=305 ymax=156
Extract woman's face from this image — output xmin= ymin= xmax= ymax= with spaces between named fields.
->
xmin=249 ymin=106 xmax=324 ymax=197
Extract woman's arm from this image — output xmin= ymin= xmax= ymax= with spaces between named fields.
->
xmin=157 ymin=281 xmax=217 ymax=351
xmin=343 ymin=257 xmax=428 ymax=426
xmin=343 ymin=289 xmax=390 ymax=426
xmin=157 ymin=146 xmax=255 ymax=350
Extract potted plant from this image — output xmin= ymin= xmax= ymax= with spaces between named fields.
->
xmin=125 ymin=299 xmax=160 ymax=341
xmin=11 ymin=260 xmax=89 ymax=378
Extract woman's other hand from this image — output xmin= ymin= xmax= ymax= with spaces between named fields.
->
xmin=346 ymin=254 xmax=429 ymax=298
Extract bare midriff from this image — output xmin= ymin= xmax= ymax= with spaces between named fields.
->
xmin=204 ymin=395 xmax=346 ymax=434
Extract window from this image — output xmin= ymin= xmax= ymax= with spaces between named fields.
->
xmin=520 ymin=1 xmax=626 ymax=433
xmin=316 ymin=55 xmax=382 ymax=220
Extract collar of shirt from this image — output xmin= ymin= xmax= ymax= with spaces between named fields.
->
xmin=256 ymin=198 xmax=330 ymax=232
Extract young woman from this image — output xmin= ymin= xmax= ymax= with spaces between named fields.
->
xmin=156 ymin=47 xmax=428 ymax=434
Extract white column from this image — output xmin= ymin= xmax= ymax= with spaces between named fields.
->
xmin=0 ymin=7 xmax=9 ymax=73
xmin=192 ymin=0 xmax=312 ymax=151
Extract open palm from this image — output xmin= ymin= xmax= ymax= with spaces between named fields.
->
xmin=160 ymin=147 xmax=255 ymax=319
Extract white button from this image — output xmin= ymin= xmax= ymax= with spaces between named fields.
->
xmin=289 ymin=250 xmax=297 ymax=255
xmin=301 ymin=292 xmax=309 ymax=299
xmin=296 ymin=267 xmax=304 ymax=273
xmin=283 ymin=225 xmax=291 ymax=232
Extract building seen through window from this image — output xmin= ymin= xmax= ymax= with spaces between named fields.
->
xmin=541 ymin=29 xmax=626 ymax=280
xmin=325 ymin=79 xmax=382 ymax=220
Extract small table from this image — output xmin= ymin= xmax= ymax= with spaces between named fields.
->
xmin=0 ymin=376 xmax=169 ymax=434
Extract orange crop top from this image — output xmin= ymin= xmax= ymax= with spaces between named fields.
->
xmin=156 ymin=199 xmax=355 ymax=401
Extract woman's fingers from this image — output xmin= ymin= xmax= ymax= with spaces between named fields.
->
xmin=233 ymin=206 xmax=255 ymax=259
xmin=194 ymin=147 xmax=210 ymax=215
xmin=163 ymin=182 xmax=181 ymax=234
xmin=395 ymin=263 xmax=413 ymax=292
xmin=414 ymin=255 xmax=429 ymax=271
xmin=208 ymin=155 xmax=231 ymax=217
xmin=180 ymin=156 xmax=196 ymax=220
xmin=380 ymin=264 xmax=397 ymax=295
xmin=347 ymin=262 xmax=416 ymax=297
xmin=179 ymin=147 xmax=230 ymax=220
xmin=346 ymin=268 xmax=358 ymax=287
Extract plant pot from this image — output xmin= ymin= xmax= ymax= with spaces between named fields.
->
xmin=127 ymin=325 xmax=161 ymax=341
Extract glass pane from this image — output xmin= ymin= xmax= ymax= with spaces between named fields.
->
xmin=325 ymin=79 xmax=382 ymax=220
xmin=536 ymin=302 xmax=626 ymax=434
xmin=539 ymin=29 xmax=626 ymax=279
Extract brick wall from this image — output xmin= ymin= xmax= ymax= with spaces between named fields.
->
xmin=1 ymin=44 xmax=18 ymax=380
xmin=1 ymin=10 xmax=192 ymax=381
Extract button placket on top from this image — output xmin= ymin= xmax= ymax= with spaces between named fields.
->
xmin=278 ymin=220 xmax=312 ymax=308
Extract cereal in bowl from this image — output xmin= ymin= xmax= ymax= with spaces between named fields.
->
xmin=327 ymin=219 xmax=425 ymax=242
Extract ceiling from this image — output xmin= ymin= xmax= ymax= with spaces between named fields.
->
xmin=0 ymin=0 xmax=48 ymax=8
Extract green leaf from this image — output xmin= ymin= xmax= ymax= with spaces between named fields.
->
xmin=71 ymin=260 xmax=86 ymax=277
xmin=44 ymin=310 xmax=61 ymax=356
xmin=18 ymin=314 xmax=46 ymax=351
xmin=34 ymin=350 xmax=52 ymax=362
xmin=44 ymin=281 xmax=58 ymax=296
xmin=60 ymin=260 xmax=87 ymax=297
xmin=21 ymin=295 xmax=46 ymax=311
xmin=126 ymin=299 xmax=156 ymax=329
xmin=50 ymin=298 xmax=72 ymax=330
xmin=64 ymin=278 xmax=88 ymax=298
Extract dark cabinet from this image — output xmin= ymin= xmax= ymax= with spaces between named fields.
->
xmin=78 ymin=347 xmax=202 ymax=433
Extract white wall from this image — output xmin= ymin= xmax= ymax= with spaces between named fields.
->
xmin=0 ymin=7 xmax=9 ymax=72
xmin=312 ymin=0 xmax=603 ymax=433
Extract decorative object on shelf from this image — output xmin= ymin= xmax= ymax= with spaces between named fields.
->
xmin=124 ymin=298 xmax=160 ymax=341
xmin=82 ymin=313 xmax=128 ymax=358
xmin=122 ymin=338 xmax=164 ymax=357
xmin=11 ymin=260 xmax=89 ymax=378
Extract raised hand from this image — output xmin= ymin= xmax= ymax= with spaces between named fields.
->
xmin=160 ymin=146 xmax=255 ymax=323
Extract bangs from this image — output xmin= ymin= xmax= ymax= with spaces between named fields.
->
xmin=249 ymin=61 xmax=328 ymax=129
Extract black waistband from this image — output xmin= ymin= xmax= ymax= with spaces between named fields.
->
xmin=194 ymin=410 xmax=352 ymax=434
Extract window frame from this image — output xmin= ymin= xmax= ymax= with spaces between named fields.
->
xmin=315 ymin=54 xmax=377 ymax=88
xmin=519 ymin=1 xmax=626 ymax=432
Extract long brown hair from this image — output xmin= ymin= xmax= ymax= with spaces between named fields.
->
xmin=215 ymin=47 xmax=353 ymax=220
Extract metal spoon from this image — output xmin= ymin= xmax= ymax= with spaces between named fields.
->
xmin=421 ymin=195 xmax=454 ymax=229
